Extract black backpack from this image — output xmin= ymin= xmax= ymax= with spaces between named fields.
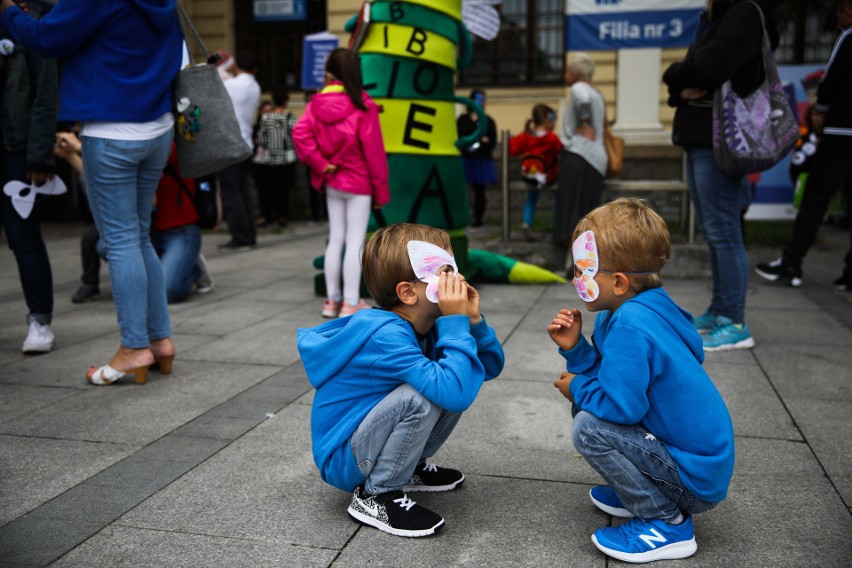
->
xmin=163 ymin=165 xmax=219 ymax=229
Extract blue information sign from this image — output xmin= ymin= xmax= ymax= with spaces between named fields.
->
xmin=301 ymin=32 xmax=339 ymax=91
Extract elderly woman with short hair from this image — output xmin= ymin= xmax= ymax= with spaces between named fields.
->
xmin=553 ymin=52 xmax=608 ymax=261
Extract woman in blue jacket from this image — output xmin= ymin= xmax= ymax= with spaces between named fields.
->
xmin=1 ymin=0 xmax=184 ymax=384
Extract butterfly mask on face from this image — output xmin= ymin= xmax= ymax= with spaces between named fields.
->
xmin=407 ymin=240 xmax=459 ymax=303
xmin=572 ymin=230 xmax=600 ymax=303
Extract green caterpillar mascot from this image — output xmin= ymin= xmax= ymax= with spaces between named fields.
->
xmin=343 ymin=0 xmax=565 ymax=284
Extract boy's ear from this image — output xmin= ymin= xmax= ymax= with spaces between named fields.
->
xmin=612 ymin=272 xmax=631 ymax=296
xmin=395 ymin=281 xmax=418 ymax=306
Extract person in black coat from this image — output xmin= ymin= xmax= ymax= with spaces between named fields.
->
xmin=663 ymin=0 xmax=778 ymax=352
xmin=756 ymin=0 xmax=852 ymax=292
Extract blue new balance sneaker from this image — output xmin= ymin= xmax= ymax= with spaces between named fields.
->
xmin=592 ymin=515 xmax=697 ymax=563
xmin=702 ymin=316 xmax=755 ymax=352
xmin=590 ymin=486 xmax=633 ymax=518
xmin=692 ymin=309 xmax=717 ymax=335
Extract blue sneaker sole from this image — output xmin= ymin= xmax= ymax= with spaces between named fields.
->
xmin=703 ymin=337 xmax=755 ymax=352
xmin=592 ymin=533 xmax=697 ymax=562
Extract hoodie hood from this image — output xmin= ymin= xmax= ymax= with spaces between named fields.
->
xmin=298 ymin=309 xmax=409 ymax=389
xmin=311 ymin=90 xmax=376 ymax=126
xmin=626 ymin=288 xmax=705 ymax=363
xmin=130 ymin=0 xmax=177 ymax=32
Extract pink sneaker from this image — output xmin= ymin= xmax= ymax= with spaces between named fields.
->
xmin=338 ymin=299 xmax=370 ymax=317
xmin=321 ymin=299 xmax=341 ymax=318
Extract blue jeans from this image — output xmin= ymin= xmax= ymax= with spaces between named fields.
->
xmin=0 ymin=148 xmax=53 ymax=324
xmin=151 ymin=224 xmax=202 ymax=304
xmin=350 ymin=384 xmax=462 ymax=495
xmin=685 ymin=147 xmax=749 ymax=323
xmin=81 ymin=132 xmax=173 ymax=348
xmin=572 ymin=411 xmax=716 ymax=521
xmin=523 ymin=189 xmax=540 ymax=226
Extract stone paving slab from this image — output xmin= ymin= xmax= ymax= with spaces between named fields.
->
xmin=438 ymin=379 xmax=598 ymax=485
xmin=0 ymin=361 xmax=279 ymax=444
xmin=0 ymin=435 xmax=136 ymax=527
xmin=334 ymin=477 xmax=605 ymax=568
xmin=50 ymin=525 xmax=337 ymax=568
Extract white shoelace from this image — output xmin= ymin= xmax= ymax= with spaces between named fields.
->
xmin=422 ymin=463 xmax=438 ymax=472
xmin=393 ymin=495 xmax=416 ymax=511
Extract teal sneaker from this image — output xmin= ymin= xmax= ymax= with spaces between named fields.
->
xmin=703 ymin=316 xmax=755 ymax=352
xmin=590 ymin=486 xmax=633 ymax=518
xmin=592 ymin=515 xmax=697 ymax=563
xmin=693 ymin=309 xmax=717 ymax=335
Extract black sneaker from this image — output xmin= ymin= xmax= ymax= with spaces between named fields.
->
xmin=834 ymin=275 xmax=852 ymax=292
xmin=754 ymin=258 xmax=802 ymax=287
xmin=72 ymin=284 xmax=100 ymax=303
xmin=403 ymin=463 xmax=465 ymax=493
xmin=347 ymin=487 xmax=444 ymax=537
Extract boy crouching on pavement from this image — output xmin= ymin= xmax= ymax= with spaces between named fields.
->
xmin=298 ymin=223 xmax=505 ymax=537
xmin=548 ymin=198 xmax=734 ymax=562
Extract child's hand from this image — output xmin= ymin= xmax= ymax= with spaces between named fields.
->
xmin=554 ymin=371 xmax=575 ymax=401
xmin=466 ymin=282 xmax=482 ymax=325
xmin=437 ymin=272 xmax=468 ymax=317
xmin=547 ymin=308 xmax=582 ymax=351
xmin=323 ymin=163 xmax=338 ymax=174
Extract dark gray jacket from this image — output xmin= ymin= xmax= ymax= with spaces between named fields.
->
xmin=0 ymin=39 xmax=59 ymax=172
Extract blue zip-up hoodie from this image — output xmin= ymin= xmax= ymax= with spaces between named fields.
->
xmin=564 ymin=288 xmax=735 ymax=503
xmin=298 ymin=309 xmax=504 ymax=492
xmin=1 ymin=0 xmax=182 ymax=123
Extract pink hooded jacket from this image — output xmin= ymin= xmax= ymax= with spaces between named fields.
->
xmin=292 ymin=84 xmax=390 ymax=206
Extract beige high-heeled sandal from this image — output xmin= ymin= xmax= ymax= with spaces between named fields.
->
xmin=86 ymin=364 xmax=149 ymax=385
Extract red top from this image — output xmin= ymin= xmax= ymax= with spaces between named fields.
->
xmin=151 ymin=144 xmax=199 ymax=232
xmin=509 ymin=130 xmax=563 ymax=184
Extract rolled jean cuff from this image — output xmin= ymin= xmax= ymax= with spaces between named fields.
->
xmin=28 ymin=313 xmax=51 ymax=326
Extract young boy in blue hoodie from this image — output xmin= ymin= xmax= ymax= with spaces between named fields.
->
xmin=298 ymin=223 xmax=504 ymax=538
xmin=548 ymin=198 xmax=734 ymax=563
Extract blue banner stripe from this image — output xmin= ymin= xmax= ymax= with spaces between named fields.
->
xmin=566 ymin=9 xmax=703 ymax=50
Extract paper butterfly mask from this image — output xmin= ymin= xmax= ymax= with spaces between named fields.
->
xmin=407 ymin=240 xmax=458 ymax=303
xmin=572 ymin=230 xmax=600 ymax=303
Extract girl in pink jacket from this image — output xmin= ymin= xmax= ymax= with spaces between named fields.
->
xmin=293 ymin=48 xmax=390 ymax=318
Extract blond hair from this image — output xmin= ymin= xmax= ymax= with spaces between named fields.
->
xmin=363 ymin=223 xmax=452 ymax=308
xmin=573 ymin=198 xmax=671 ymax=292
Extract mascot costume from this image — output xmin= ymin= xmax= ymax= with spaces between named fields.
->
xmin=313 ymin=0 xmax=565 ymax=289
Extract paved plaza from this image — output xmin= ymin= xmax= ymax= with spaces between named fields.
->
xmin=1 ymin=221 xmax=851 ymax=566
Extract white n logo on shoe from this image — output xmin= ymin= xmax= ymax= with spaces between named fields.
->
xmin=639 ymin=528 xmax=668 ymax=549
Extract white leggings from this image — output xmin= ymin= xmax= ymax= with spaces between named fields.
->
xmin=324 ymin=187 xmax=372 ymax=305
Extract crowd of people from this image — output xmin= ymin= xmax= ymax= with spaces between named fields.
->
xmin=2 ymin=0 xmax=851 ymax=563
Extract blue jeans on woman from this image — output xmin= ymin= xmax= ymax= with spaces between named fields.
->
xmin=81 ymin=132 xmax=173 ymax=348
xmin=572 ymin=410 xmax=717 ymax=521
xmin=685 ymin=147 xmax=749 ymax=323
xmin=151 ymin=224 xmax=202 ymax=304
xmin=0 ymin=148 xmax=54 ymax=325
xmin=350 ymin=384 xmax=462 ymax=496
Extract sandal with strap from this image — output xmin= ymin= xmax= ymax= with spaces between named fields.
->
xmin=86 ymin=364 xmax=149 ymax=386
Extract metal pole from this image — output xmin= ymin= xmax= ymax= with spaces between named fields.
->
xmin=501 ymin=129 xmax=510 ymax=242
